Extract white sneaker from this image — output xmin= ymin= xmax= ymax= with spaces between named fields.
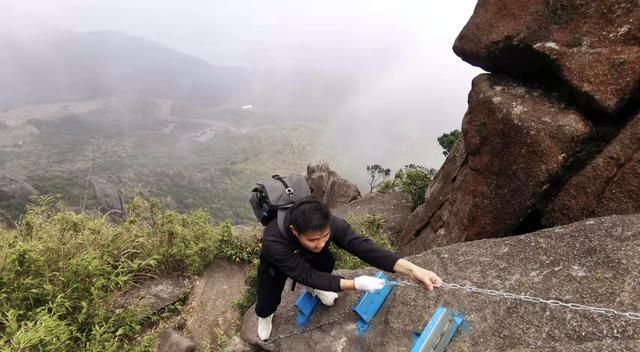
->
xmin=257 ymin=314 xmax=273 ymax=341
xmin=313 ymin=289 xmax=339 ymax=306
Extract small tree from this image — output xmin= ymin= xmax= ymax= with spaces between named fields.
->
xmin=394 ymin=164 xmax=437 ymax=210
xmin=366 ymin=164 xmax=391 ymax=192
xmin=437 ymin=130 xmax=462 ymax=157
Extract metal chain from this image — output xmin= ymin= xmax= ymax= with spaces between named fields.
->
xmin=391 ymin=279 xmax=640 ymax=321
xmin=264 ymin=302 xmax=354 ymax=344
xmin=264 ymin=278 xmax=640 ymax=346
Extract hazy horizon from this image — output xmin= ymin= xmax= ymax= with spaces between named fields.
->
xmin=1 ymin=0 xmax=483 ymax=173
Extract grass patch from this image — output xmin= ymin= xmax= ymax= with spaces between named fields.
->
xmin=233 ymin=271 xmax=258 ymax=316
xmin=332 ymin=214 xmax=394 ymax=270
xmin=0 ymin=196 xmax=257 ymax=351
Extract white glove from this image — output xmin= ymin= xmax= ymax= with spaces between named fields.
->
xmin=354 ymin=276 xmax=385 ymax=292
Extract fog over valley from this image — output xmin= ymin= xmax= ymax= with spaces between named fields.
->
xmin=1 ymin=0 xmax=481 ymax=221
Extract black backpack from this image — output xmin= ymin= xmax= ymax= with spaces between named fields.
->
xmin=249 ymin=175 xmax=311 ymax=233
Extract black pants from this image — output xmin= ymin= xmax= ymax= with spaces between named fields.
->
xmin=255 ymin=247 xmax=335 ymax=318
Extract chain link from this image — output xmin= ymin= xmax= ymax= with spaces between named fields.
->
xmin=392 ymin=279 xmax=640 ymax=321
xmin=265 ymin=279 xmax=640 ymax=345
xmin=264 ymin=302 xmax=355 ymax=344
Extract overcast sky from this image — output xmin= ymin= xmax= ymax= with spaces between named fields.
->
xmin=3 ymin=1 xmax=478 ymax=70
xmin=2 ymin=0 xmax=483 ymax=172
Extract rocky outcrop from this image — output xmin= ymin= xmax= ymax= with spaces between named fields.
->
xmin=184 ymin=259 xmax=252 ymax=351
xmin=454 ymin=0 xmax=640 ymax=114
xmin=158 ymin=328 xmax=196 ymax=352
xmin=112 ymin=274 xmax=188 ymax=314
xmin=224 ymin=336 xmax=255 ymax=352
xmin=331 ymin=191 xmax=412 ymax=239
xmin=306 ymin=162 xmax=361 ymax=208
xmin=0 ymin=171 xmax=38 ymax=203
xmin=399 ymin=74 xmax=591 ymax=253
xmin=89 ymin=176 xmax=125 ymax=220
xmin=400 ymin=1 xmax=640 ymax=251
xmin=545 ymin=111 xmax=640 ymax=225
xmin=239 ymin=214 xmax=640 ymax=351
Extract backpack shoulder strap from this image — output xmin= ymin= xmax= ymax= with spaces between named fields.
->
xmin=276 ymin=208 xmax=288 ymax=235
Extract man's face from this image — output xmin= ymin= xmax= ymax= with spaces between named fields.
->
xmin=291 ymin=225 xmax=330 ymax=253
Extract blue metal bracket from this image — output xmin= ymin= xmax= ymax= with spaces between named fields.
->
xmin=410 ymin=306 xmax=464 ymax=352
xmin=352 ymin=272 xmax=395 ymax=336
xmin=294 ymin=289 xmax=320 ymax=328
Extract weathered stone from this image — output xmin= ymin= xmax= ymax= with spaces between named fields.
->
xmin=240 ymin=214 xmax=640 ymax=351
xmin=0 ymin=171 xmax=37 ymax=203
xmin=399 ymin=74 xmax=591 ymax=253
xmin=112 ymin=274 xmax=188 ymax=313
xmin=454 ymin=0 xmax=640 ymax=113
xmin=174 ymin=316 xmax=187 ymax=331
xmin=158 ymin=328 xmax=196 ymax=352
xmin=224 ymin=336 xmax=255 ymax=352
xmin=0 ymin=212 xmax=15 ymax=229
xmin=182 ymin=198 xmax=194 ymax=209
xmin=184 ymin=259 xmax=252 ymax=351
xmin=331 ymin=191 xmax=412 ymax=239
xmin=306 ymin=162 xmax=361 ymax=208
xmin=545 ymin=111 xmax=640 ymax=225
xmin=89 ymin=176 xmax=124 ymax=219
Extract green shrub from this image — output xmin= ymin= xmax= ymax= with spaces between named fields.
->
xmin=214 ymin=223 xmax=260 ymax=264
xmin=331 ymin=214 xmax=394 ymax=270
xmin=233 ymin=271 xmax=258 ymax=315
xmin=0 ymin=196 xmax=233 ymax=351
xmin=376 ymin=164 xmax=436 ymax=210
xmin=437 ymin=129 xmax=462 ymax=157
xmin=376 ymin=179 xmax=395 ymax=193
xmin=393 ymin=164 xmax=436 ymax=210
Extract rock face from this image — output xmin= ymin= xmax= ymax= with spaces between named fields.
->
xmin=239 ymin=214 xmax=640 ymax=351
xmin=305 ymin=162 xmax=361 ymax=208
xmin=331 ymin=191 xmax=412 ymax=239
xmin=224 ymin=336 xmax=255 ymax=352
xmin=184 ymin=259 xmax=252 ymax=350
xmin=399 ymin=74 xmax=591 ymax=253
xmin=401 ymin=0 xmax=640 ymax=252
xmin=0 ymin=171 xmax=37 ymax=203
xmin=454 ymin=0 xmax=640 ymax=114
xmin=89 ymin=176 xmax=125 ymax=219
xmin=112 ymin=274 xmax=188 ymax=314
xmin=545 ymin=111 xmax=640 ymax=225
xmin=158 ymin=328 xmax=196 ymax=352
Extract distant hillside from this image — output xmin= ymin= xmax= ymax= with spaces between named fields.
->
xmin=0 ymin=31 xmax=366 ymax=222
xmin=0 ymin=31 xmax=360 ymax=121
xmin=0 ymin=31 xmax=252 ymax=108
xmin=0 ymin=97 xmax=338 ymax=223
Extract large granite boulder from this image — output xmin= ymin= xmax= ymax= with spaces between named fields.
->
xmin=0 ymin=171 xmax=38 ymax=203
xmin=306 ymin=162 xmax=361 ymax=208
xmin=454 ymin=0 xmax=640 ymax=114
xmin=331 ymin=191 xmax=412 ymax=239
xmin=239 ymin=214 xmax=640 ymax=351
xmin=545 ymin=111 xmax=640 ymax=226
xmin=399 ymin=74 xmax=591 ymax=253
xmin=89 ymin=176 xmax=125 ymax=219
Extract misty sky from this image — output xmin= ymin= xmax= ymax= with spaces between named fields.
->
xmin=2 ymin=0 xmax=483 ymax=173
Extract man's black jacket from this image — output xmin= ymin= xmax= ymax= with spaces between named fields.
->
xmin=259 ymin=214 xmax=401 ymax=292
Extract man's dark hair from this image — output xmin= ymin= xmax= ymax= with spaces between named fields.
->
xmin=288 ymin=197 xmax=331 ymax=235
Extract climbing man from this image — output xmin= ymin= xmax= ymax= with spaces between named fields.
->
xmin=256 ymin=196 xmax=443 ymax=340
